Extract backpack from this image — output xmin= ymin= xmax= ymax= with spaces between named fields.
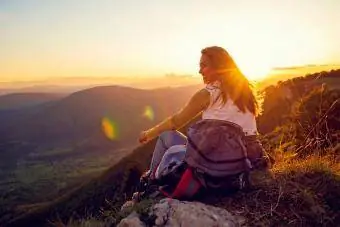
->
xmin=153 ymin=119 xmax=252 ymax=199
xmin=157 ymin=162 xmax=202 ymax=199
xmin=134 ymin=162 xmax=202 ymax=201
xmin=185 ymin=119 xmax=252 ymax=180
xmin=155 ymin=162 xmax=250 ymax=200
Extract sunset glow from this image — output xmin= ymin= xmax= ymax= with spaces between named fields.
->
xmin=1 ymin=0 xmax=340 ymax=82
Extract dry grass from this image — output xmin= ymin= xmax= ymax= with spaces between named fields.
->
xmin=202 ymin=146 xmax=340 ymax=227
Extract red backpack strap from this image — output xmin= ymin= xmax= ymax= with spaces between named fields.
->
xmin=169 ymin=168 xmax=202 ymax=199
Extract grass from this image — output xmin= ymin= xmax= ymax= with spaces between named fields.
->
xmin=200 ymin=146 xmax=340 ymax=227
xmin=50 ymin=198 xmax=158 ymax=227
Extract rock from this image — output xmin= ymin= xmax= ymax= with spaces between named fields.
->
xmin=152 ymin=199 xmax=243 ymax=227
xmin=117 ymin=211 xmax=146 ymax=227
xmin=118 ymin=198 xmax=245 ymax=227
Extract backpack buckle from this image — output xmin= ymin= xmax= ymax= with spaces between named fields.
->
xmin=194 ymin=167 xmax=205 ymax=175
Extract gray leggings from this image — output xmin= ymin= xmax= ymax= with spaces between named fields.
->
xmin=149 ymin=130 xmax=187 ymax=178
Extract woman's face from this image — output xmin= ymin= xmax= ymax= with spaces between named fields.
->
xmin=199 ymin=54 xmax=215 ymax=84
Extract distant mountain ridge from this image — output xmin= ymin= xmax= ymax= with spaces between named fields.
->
xmin=0 ymin=76 xmax=202 ymax=95
xmin=0 ymin=84 xmax=201 ymax=147
xmin=0 ymin=93 xmax=65 ymax=110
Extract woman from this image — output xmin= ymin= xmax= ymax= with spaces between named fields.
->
xmin=139 ymin=46 xmax=268 ymax=182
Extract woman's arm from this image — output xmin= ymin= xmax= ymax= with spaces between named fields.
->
xmin=142 ymin=88 xmax=210 ymax=142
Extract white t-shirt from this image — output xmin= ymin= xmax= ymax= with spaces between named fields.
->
xmin=202 ymin=82 xmax=258 ymax=136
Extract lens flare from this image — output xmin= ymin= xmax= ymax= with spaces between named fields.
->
xmin=143 ymin=105 xmax=154 ymax=121
xmin=101 ymin=117 xmax=118 ymax=140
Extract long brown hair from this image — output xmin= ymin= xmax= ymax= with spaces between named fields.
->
xmin=201 ymin=46 xmax=258 ymax=115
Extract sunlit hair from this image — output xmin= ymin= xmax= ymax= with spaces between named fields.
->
xmin=201 ymin=46 xmax=258 ymax=115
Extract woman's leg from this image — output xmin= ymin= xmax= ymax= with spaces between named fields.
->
xmin=155 ymin=144 xmax=186 ymax=179
xmin=149 ymin=130 xmax=187 ymax=177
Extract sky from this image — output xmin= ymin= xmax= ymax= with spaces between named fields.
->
xmin=1 ymin=0 xmax=340 ymax=82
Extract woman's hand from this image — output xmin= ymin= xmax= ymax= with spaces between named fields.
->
xmin=138 ymin=130 xmax=150 ymax=144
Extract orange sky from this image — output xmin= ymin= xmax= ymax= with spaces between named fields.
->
xmin=1 ymin=0 xmax=340 ymax=82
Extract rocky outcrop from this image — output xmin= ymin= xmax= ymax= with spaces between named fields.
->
xmin=118 ymin=198 xmax=245 ymax=227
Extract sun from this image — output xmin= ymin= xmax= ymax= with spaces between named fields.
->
xmin=236 ymin=61 xmax=271 ymax=81
xmin=241 ymin=66 xmax=271 ymax=81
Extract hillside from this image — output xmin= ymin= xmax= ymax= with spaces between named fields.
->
xmin=0 ymin=84 xmax=201 ymax=219
xmin=3 ymin=69 xmax=340 ymax=226
xmin=258 ymin=69 xmax=340 ymax=134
